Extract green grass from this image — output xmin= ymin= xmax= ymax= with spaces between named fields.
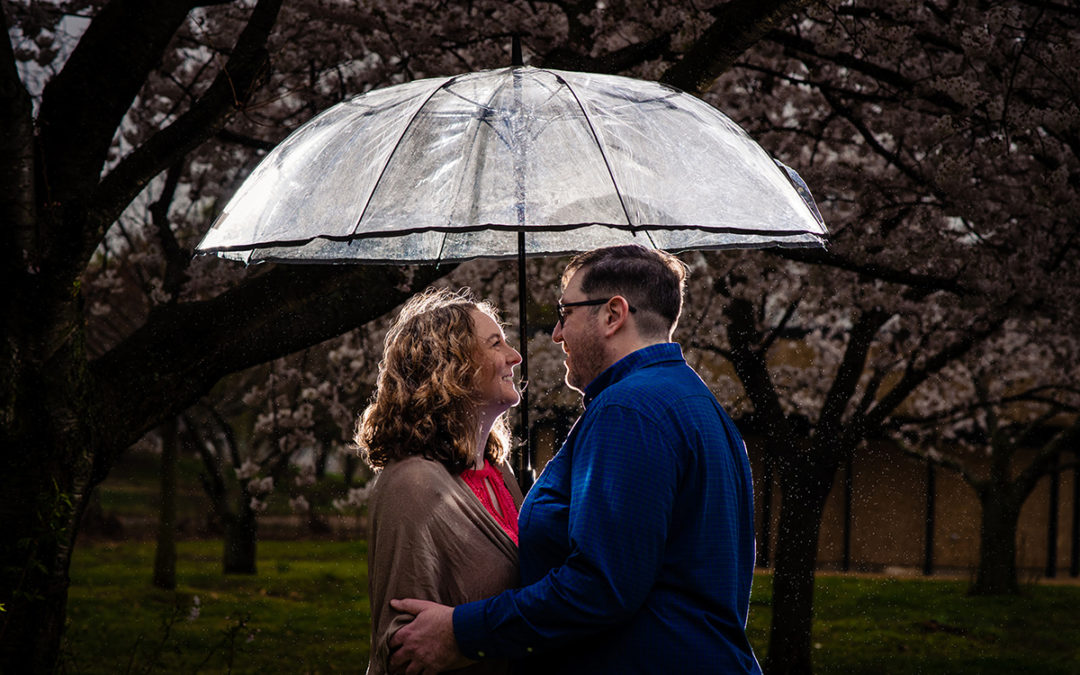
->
xmin=63 ymin=540 xmax=370 ymax=673
xmin=749 ymin=573 xmax=1080 ymax=674
xmin=63 ymin=540 xmax=1080 ymax=674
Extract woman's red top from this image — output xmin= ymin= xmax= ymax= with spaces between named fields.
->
xmin=461 ymin=459 xmax=519 ymax=545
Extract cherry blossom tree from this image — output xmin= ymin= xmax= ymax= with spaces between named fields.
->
xmin=678 ymin=249 xmax=1008 ymax=672
xmin=0 ymin=1 xmax=455 ymax=667
xmin=893 ymin=324 xmax=1080 ymax=595
xmin=693 ymin=3 xmax=1080 ymax=671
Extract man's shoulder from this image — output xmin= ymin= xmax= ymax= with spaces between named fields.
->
xmin=585 ymin=369 xmax=704 ymax=430
xmin=607 ymin=359 xmax=708 ymax=402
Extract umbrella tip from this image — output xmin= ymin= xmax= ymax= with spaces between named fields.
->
xmin=512 ymin=35 xmax=523 ymax=67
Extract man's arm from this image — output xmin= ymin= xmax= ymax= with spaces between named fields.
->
xmin=454 ymin=402 xmax=681 ymax=659
xmin=387 ymin=599 xmax=468 ymax=675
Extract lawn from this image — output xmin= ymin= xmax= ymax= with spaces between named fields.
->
xmin=62 ymin=539 xmax=1080 ymax=674
xmin=63 ymin=540 xmax=370 ymax=673
xmin=759 ymin=573 xmax=1080 ymax=675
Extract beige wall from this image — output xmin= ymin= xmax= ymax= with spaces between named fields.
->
xmin=749 ymin=438 xmax=1078 ymax=578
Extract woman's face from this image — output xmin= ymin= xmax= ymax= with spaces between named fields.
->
xmin=470 ymin=309 xmax=522 ymax=417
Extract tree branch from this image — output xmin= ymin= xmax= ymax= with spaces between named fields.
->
xmin=0 ymin=6 xmax=35 ymax=273
xmin=1013 ymin=416 xmax=1080 ymax=500
xmin=819 ymin=308 xmax=890 ymax=439
xmin=187 ymin=411 xmax=232 ymax=521
xmin=820 ymin=86 xmax=940 ymax=198
xmin=896 ymin=436 xmax=983 ymax=487
xmin=1014 ymin=404 xmax=1068 ymax=448
xmin=541 ymin=33 xmax=672 ymax=74
xmin=90 ymin=262 xmax=451 ymax=457
xmin=862 ymin=316 xmax=1006 ymax=433
xmin=36 ymin=0 xmax=196 ymax=209
xmin=890 ymin=384 xmax=1080 ymax=429
xmin=723 ymin=297 xmax=792 ymax=447
xmin=149 ymin=161 xmax=188 ymax=298
xmin=216 ymin=128 xmax=278 ymax=152
xmin=88 ymin=0 xmax=284 ymax=272
xmin=766 ymin=30 xmax=966 ymax=115
xmin=771 ymin=247 xmax=969 ymax=296
xmin=760 ymin=299 xmax=801 ymax=353
xmin=660 ymin=0 xmax=811 ymax=94
xmin=854 ymin=357 xmax=894 ymax=419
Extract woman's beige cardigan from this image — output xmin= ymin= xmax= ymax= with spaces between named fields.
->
xmin=366 ymin=456 xmax=523 ymax=674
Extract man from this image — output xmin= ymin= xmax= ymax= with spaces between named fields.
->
xmin=390 ymin=245 xmax=762 ymax=674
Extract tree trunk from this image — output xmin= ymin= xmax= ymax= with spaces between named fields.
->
xmin=971 ymin=489 xmax=1022 ymax=595
xmin=765 ymin=456 xmax=838 ymax=675
xmin=152 ymin=418 xmax=179 ymax=590
xmin=223 ymin=506 xmax=258 ymax=575
xmin=0 ymin=455 xmax=80 ymax=673
xmin=0 ymin=292 xmax=99 ymax=671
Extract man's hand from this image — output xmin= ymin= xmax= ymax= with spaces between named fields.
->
xmin=388 ymin=598 xmax=472 ymax=675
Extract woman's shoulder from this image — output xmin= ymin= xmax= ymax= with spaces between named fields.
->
xmin=369 ymin=457 xmax=467 ymax=526
xmin=371 ymin=456 xmax=456 ymax=499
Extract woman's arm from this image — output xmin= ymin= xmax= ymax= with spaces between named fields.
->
xmin=366 ymin=461 xmax=447 ymax=673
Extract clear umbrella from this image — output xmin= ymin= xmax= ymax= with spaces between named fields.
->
xmin=197 ymin=57 xmax=827 ymax=486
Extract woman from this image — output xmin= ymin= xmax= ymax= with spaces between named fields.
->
xmin=356 ymin=287 xmax=524 ymax=675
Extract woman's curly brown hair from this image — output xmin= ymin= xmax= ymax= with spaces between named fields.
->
xmin=355 ymin=287 xmax=512 ymax=474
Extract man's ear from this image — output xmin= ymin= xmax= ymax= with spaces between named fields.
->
xmin=600 ymin=296 xmax=632 ymax=338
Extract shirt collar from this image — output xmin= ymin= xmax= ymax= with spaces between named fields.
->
xmin=582 ymin=342 xmax=685 ymax=407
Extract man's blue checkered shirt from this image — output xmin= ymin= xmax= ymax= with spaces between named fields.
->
xmin=454 ymin=343 xmax=763 ymax=674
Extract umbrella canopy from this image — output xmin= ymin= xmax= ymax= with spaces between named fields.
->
xmin=197 ymin=66 xmax=826 ymax=263
xmin=196 ymin=63 xmax=828 ymax=489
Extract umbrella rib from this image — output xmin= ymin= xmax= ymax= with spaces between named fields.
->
xmin=435 ymin=231 xmax=449 ymax=264
xmin=557 ymin=73 xmax=637 ymax=230
xmin=348 ymin=75 xmax=464 ymax=238
xmin=447 ymin=70 xmax=519 ymax=230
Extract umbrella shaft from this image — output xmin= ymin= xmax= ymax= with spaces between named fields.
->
xmin=517 ymin=231 xmax=534 ymax=492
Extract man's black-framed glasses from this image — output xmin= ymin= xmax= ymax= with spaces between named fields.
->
xmin=556 ymin=298 xmax=637 ymax=327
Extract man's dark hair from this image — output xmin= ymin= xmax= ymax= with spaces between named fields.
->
xmin=562 ymin=244 xmax=688 ymax=339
